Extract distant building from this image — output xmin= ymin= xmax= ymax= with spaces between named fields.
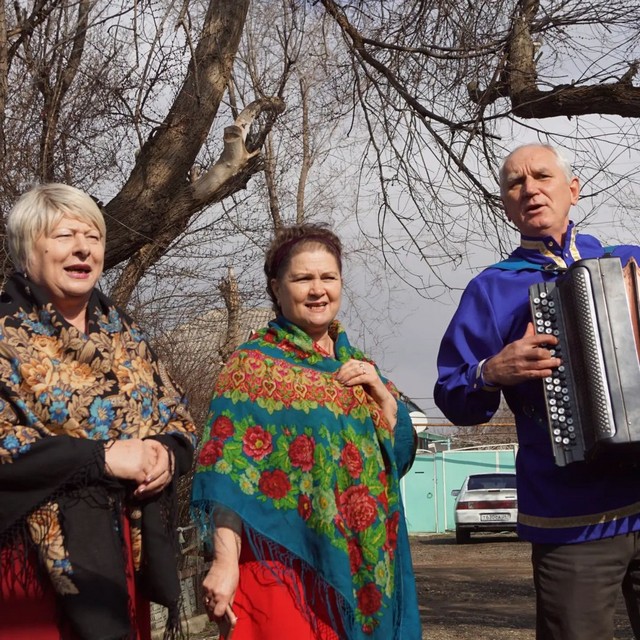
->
xmin=401 ymin=396 xmax=451 ymax=452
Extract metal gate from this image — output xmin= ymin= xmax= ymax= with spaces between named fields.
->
xmin=402 ymin=446 xmax=518 ymax=533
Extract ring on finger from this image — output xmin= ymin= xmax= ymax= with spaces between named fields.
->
xmin=359 ymin=363 xmax=365 ymax=373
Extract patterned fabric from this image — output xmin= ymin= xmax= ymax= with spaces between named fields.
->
xmin=0 ymin=273 xmax=196 ymax=638
xmin=191 ymin=317 xmax=420 ymax=640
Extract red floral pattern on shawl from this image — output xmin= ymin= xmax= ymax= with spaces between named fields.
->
xmin=192 ymin=318 xmax=406 ymax=638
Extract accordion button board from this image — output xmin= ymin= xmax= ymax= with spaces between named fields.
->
xmin=529 ymin=257 xmax=640 ymax=467
xmin=529 ymin=285 xmax=586 ymax=466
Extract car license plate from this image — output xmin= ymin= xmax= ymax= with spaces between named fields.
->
xmin=480 ymin=513 xmax=510 ymax=522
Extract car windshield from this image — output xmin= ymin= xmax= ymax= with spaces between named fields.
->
xmin=467 ymin=474 xmax=516 ymax=490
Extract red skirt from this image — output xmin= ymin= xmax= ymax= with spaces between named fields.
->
xmin=0 ymin=517 xmax=151 ymax=640
xmin=223 ymin=535 xmax=342 ymax=640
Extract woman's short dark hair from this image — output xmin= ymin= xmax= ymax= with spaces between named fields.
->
xmin=264 ymin=223 xmax=343 ymax=312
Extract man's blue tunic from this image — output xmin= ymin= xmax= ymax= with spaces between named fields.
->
xmin=435 ymin=222 xmax=640 ymax=543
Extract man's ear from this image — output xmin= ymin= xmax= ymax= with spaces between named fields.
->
xmin=501 ymin=200 xmax=512 ymax=222
xmin=569 ymin=176 xmax=580 ymax=205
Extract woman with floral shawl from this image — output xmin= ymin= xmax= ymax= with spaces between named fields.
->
xmin=0 ymin=184 xmax=197 ymax=640
xmin=191 ymin=223 xmax=421 ymax=639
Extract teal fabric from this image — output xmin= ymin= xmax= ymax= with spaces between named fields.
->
xmin=191 ymin=317 xmax=421 ymax=639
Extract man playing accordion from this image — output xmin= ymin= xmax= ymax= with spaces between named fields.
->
xmin=435 ymin=143 xmax=640 ymax=640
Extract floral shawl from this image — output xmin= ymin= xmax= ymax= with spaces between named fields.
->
xmin=191 ymin=317 xmax=420 ymax=639
xmin=0 ymin=273 xmax=197 ymax=639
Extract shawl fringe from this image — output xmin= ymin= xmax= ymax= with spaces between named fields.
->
xmin=244 ymin=525 xmax=354 ymax=638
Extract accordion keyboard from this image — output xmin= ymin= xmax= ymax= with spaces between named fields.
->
xmin=530 ymin=283 xmax=586 ymax=466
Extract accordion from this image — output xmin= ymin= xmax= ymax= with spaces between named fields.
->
xmin=529 ymin=256 xmax=640 ymax=467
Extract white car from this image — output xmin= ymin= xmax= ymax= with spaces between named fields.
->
xmin=451 ymin=472 xmax=518 ymax=544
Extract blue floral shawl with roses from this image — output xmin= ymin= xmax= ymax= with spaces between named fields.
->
xmin=191 ymin=317 xmax=421 ymax=639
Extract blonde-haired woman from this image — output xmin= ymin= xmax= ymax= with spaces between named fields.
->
xmin=0 ymin=183 xmax=197 ymax=640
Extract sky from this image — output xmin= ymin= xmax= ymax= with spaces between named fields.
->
xmin=353 ymin=251 xmax=489 ymax=421
xmin=383 ymin=292 xmax=461 ymax=418
xmin=346 ymin=126 xmax=640 ymax=422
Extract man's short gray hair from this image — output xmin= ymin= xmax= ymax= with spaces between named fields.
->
xmin=6 ymin=183 xmax=106 ymax=273
xmin=499 ymin=144 xmax=574 ymax=189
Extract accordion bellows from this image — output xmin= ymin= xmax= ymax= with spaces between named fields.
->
xmin=530 ymin=257 xmax=640 ymax=466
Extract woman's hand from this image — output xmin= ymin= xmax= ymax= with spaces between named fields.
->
xmin=104 ymin=439 xmax=174 ymax=496
xmin=104 ymin=439 xmax=156 ymax=485
xmin=134 ymin=439 xmax=175 ymax=497
xmin=203 ymin=526 xmax=242 ymax=620
xmin=336 ymin=359 xmax=398 ymax=428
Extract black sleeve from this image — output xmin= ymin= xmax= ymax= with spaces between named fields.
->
xmin=0 ymin=436 xmax=105 ymax=537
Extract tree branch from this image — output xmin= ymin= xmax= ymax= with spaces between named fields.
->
xmin=319 ymin=0 xmax=460 ymax=130
xmin=38 ymin=0 xmax=89 ymax=180
xmin=191 ymin=96 xmax=285 ymax=204
xmin=104 ymin=0 xmax=252 ymax=268
xmin=468 ymin=0 xmax=640 ymax=118
xmin=110 ymin=96 xmax=285 ymax=305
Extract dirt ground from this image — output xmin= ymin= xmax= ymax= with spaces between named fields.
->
xmin=413 ymin=532 xmax=536 ymax=639
xmin=413 ymin=532 xmax=636 ymax=640
xmin=190 ymin=532 xmax=637 ymax=639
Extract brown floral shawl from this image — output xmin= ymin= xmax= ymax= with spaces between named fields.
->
xmin=0 ymin=273 xmax=197 ymax=639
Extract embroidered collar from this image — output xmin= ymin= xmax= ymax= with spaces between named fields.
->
xmin=515 ymin=221 xmax=582 ymax=270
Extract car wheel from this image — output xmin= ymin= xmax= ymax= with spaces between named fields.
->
xmin=455 ymin=528 xmax=470 ymax=544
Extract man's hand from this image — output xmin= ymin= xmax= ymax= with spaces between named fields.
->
xmin=482 ymin=323 xmax=561 ymax=387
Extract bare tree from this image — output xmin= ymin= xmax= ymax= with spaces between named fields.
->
xmin=3 ymin=0 xmax=640 ymax=361
xmin=0 ymin=1 xmax=285 ymax=299
xmin=318 ymin=0 xmax=640 ymax=290
xmin=122 ymin=0 xmax=364 ymax=431
xmin=454 ymin=400 xmax=518 ymax=448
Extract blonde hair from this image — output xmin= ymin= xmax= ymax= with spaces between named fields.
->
xmin=7 ymin=183 xmax=106 ymax=272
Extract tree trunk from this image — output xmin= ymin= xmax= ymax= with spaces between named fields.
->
xmin=104 ymin=0 xmax=251 ymax=269
xmin=218 ymin=267 xmax=243 ymax=363
xmin=109 ymin=97 xmax=284 ymax=307
xmin=469 ymin=0 xmax=640 ymax=118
